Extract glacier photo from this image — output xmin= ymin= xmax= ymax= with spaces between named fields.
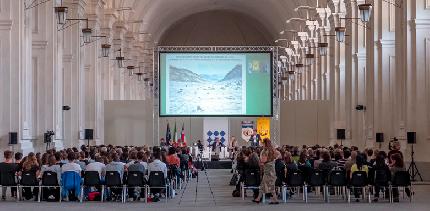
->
xmin=167 ymin=64 xmax=244 ymax=115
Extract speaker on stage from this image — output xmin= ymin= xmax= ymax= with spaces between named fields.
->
xmin=9 ymin=132 xmax=18 ymax=145
xmin=84 ymin=129 xmax=94 ymax=140
xmin=336 ymin=129 xmax=346 ymax=140
xmin=407 ymin=132 xmax=416 ymax=144
xmin=376 ymin=133 xmax=384 ymax=143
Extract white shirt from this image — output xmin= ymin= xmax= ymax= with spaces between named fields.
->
xmin=147 ymin=159 xmax=167 ymax=178
xmin=61 ymin=161 xmax=82 ymax=174
xmin=85 ymin=162 xmax=106 ymax=177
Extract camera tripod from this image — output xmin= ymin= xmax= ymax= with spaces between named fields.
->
xmin=408 ymin=144 xmax=423 ymax=182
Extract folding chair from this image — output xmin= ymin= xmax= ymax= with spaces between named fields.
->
xmin=307 ymin=170 xmax=327 ymax=202
xmin=80 ymin=171 xmax=102 ymax=203
xmin=326 ymin=170 xmax=347 ymax=202
xmin=390 ymin=171 xmax=412 ymax=203
xmin=124 ymin=171 xmax=146 ymax=202
xmin=19 ymin=171 xmax=39 ymax=201
xmin=104 ymin=171 xmax=125 ymax=203
xmin=0 ymin=166 xmax=19 ymax=201
xmin=147 ymin=171 xmax=169 ymax=203
xmin=348 ymin=171 xmax=370 ymax=203
xmin=240 ymin=169 xmax=260 ymax=201
xmin=286 ymin=170 xmax=307 ymax=202
xmin=39 ymin=171 xmax=61 ymax=202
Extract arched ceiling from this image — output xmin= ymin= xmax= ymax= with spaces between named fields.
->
xmin=113 ymin=0 xmax=325 ymax=44
xmin=158 ymin=10 xmax=274 ymax=46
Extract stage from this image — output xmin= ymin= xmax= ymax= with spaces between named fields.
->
xmin=195 ymin=159 xmax=233 ymax=169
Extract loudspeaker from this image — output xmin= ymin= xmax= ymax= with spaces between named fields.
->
xmin=407 ymin=132 xmax=416 ymax=144
xmin=336 ymin=129 xmax=346 ymax=140
xmin=9 ymin=132 xmax=18 ymax=145
xmin=376 ymin=133 xmax=384 ymax=143
xmin=84 ymin=129 xmax=94 ymax=140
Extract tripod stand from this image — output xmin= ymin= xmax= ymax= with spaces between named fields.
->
xmin=408 ymin=144 xmax=423 ymax=182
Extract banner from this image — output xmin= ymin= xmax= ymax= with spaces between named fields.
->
xmin=256 ymin=117 xmax=270 ymax=140
xmin=203 ymin=118 xmax=229 ymax=148
xmin=241 ymin=121 xmax=254 ymax=142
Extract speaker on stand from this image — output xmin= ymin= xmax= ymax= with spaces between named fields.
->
xmin=84 ymin=129 xmax=94 ymax=147
xmin=407 ymin=132 xmax=422 ymax=181
xmin=8 ymin=132 xmax=18 ymax=152
xmin=337 ymin=129 xmax=346 ymax=146
xmin=376 ymin=133 xmax=384 ymax=149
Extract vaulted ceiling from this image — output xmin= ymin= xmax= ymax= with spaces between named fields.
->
xmin=106 ymin=0 xmax=326 ymax=43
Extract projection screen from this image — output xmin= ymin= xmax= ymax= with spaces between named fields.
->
xmin=159 ymin=52 xmax=273 ymax=117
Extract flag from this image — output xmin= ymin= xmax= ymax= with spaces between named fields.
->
xmin=181 ymin=123 xmax=185 ymax=142
xmin=173 ymin=121 xmax=177 ymax=143
xmin=166 ymin=122 xmax=171 ymax=144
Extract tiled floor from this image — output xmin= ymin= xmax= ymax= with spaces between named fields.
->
xmin=1 ymin=169 xmax=429 ymax=211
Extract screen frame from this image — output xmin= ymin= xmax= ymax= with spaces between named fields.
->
xmin=158 ymin=51 xmax=274 ymax=117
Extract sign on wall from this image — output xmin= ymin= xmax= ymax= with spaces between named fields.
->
xmin=256 ymin=117 xmax=270 ymax=140
xmin=241 ymin=121 xmax=254 ymax=142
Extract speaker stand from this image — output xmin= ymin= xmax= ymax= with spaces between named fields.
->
xmin=378 ymin=142 xmax=382 ymax=149
xmin=408 ymin=144 xmax=423 ymax=182
xmin=87 ymin=139 xmax=90 ymax=147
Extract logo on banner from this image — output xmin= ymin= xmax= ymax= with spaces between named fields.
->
xmin=206 ymin=130 xmax=226 ymax=145
xmin=241 ymin=121 xmax=254 ymax=142
xmin=257 ymin=117 xmax=270 ymax=140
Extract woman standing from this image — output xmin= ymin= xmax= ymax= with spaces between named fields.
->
xmin=252 ymin=139 xmax=279 ymax=204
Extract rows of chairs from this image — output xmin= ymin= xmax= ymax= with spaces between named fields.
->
xmin=0 ymin=170 xmax=171 ymax=203
xmin=240 ymin=169 xmax=412 ymax=203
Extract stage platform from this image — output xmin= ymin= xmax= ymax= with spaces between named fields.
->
xmin=195 ymin=159 xmax=232 ymax=169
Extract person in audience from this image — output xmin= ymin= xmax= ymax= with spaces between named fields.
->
xmin=20 ymin=152 xmax=40 ymax=200
xmin=252 ymin=139 xmax=279 ymax=204
xmin=371 ymin=153 xmax=391 ymax=202
xmin=274 ymin=150 xmax=286 ymax=188
xmin=337 ymin=149 xmax=349 ymax=169
xmin=0 ymin=151 xmax=18 ymax=200
xmin=291 ymin=147 xmax=300 ymax=163
xmin=344 ymin=150 xmax=357 ymax=173
xmin=390 ymin=153 xmax=411 ymax=202
xmin=85 ymin=156 xmax=106 ymax=178
xmin=105 ymin=153 xmax=125 ymax=180
xmin=126 ymin=150 xmax=138 ymax=168
xmin=40 ymin=155 xmax=62 ymax=201
xmin=147 ymin=150 xmax=167 ymax=202
xmin=350 ymin=153 xmax=369 ymax=202
xmin=318 ymin=151 xmax=337 ymax=172
xmin=62 ymin=152 xmax=82 ymax=174
xmin=284 ymin=151 xmax=298 ymax=173
xmin=388 ymin=140 xmax=403 ymax=165
xmin=41 ymin=155 xmax=62 ymax=183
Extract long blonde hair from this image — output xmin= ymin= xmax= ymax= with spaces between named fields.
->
xmin=22 ymin=153 xmax=38 ymax=171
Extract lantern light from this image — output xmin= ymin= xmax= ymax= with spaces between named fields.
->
xmin=101 ymin=44 xmax=111 ymax=57
xmin=358 ymin=3 xmax=372 ymax=23
xmin=335 ymin=27 xmax=346 ymax=43
xmin=295 ymin=63 xmax=304 ymax=73
xmin=127 ymin=66 xmax=135 ymax=76
xmin=318 ymin=42 xmax=328 ymax=56
xmin=305 ymin=53 xmax=315 ymax=65
xmin=54 ymin=6 xmax=68 ymax=25
xmin=116 ymin=56 xmax=124 ymax=68
xmin=82 ymin=28 xmax=92 ymax=43
xmin=134 ymin=72 xmax=144 ymax=81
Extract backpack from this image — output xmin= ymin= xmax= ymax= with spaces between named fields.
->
xmin=232 ymin=189 xmax=240 ymax=197
xmin=229 ymin=173 xmax=238 ymax=186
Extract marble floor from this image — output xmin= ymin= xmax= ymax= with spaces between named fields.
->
xmin=1 ymin=169 xmax=429 ymax=211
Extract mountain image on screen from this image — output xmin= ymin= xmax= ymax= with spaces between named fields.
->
xmin=168 ymin=64 xmax=243 ymax=115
